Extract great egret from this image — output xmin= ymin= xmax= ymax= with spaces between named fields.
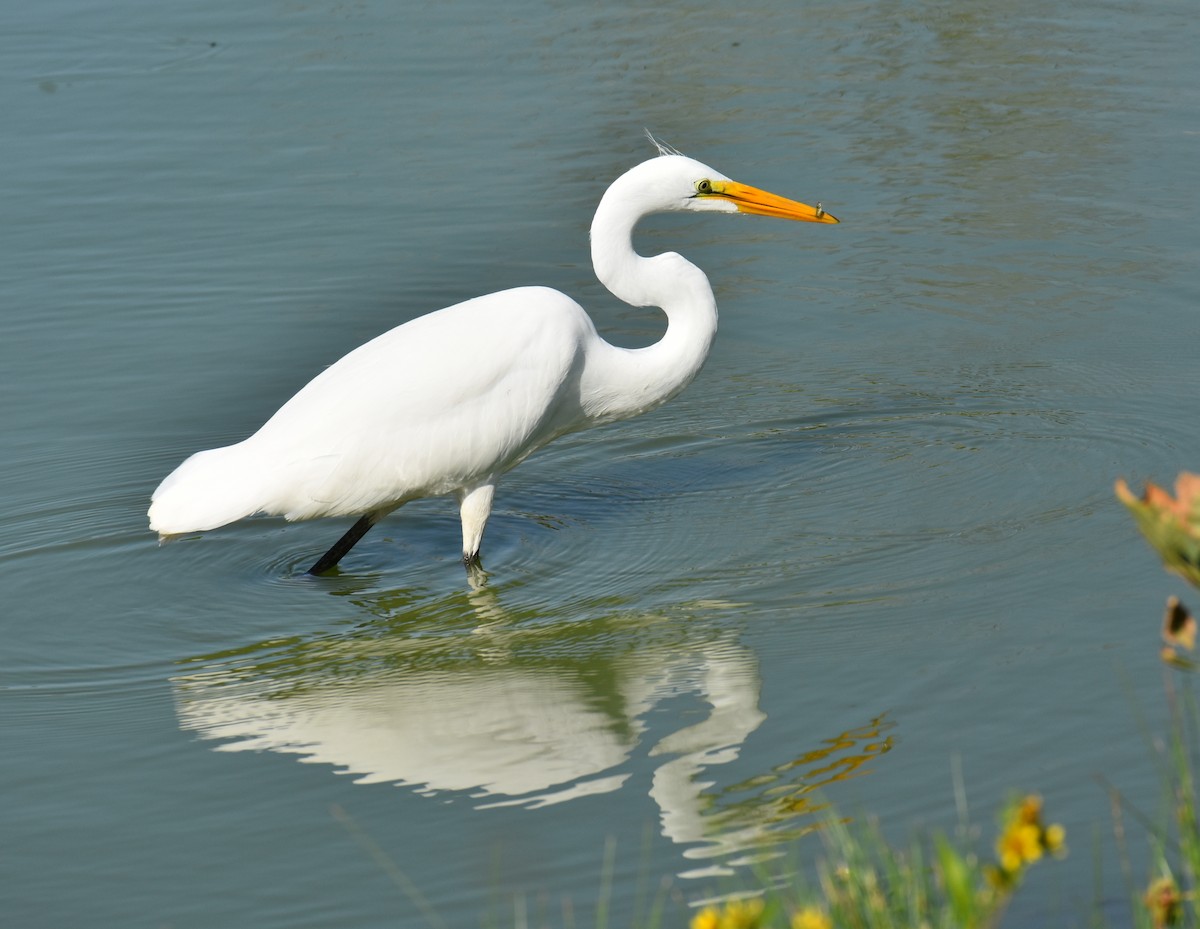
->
xmin=149 ymin=143 xmax=838 ymax=575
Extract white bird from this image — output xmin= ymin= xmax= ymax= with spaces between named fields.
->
xmin=149 ymin=141 xmax=838 ymax=576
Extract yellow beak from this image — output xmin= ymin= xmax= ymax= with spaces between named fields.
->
xmin=705 ymin=180 xmax=839 ymax=224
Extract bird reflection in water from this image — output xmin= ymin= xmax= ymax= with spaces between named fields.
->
xmin=172 ymin=582 xmax=892 ymax=876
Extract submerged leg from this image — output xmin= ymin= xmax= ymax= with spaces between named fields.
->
xmin=457 ymin=484 xmax=495 ymax=573
xmin=306 ymin=512 xmax=380 ymax=576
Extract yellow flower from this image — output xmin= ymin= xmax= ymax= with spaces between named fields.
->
xmin=996 ymin=822 xmax=1042 ymax=873
xmin=1044 ymin=822 xmax=1066 ymax=854
xmin=1145 ymin=876 xmax=1182 ymax=928
xmin=719 ymin=898 xmax=765 ymax=929
xmin=994 ymin=794 xmax=1066 ymax=873
xmin=792 ymin=905 xmax=833 ymax=929
xmin=1016 ymin=795 xmax=1043 ymax=826
xmin=691 ymin=899 xmax=765 ymax=929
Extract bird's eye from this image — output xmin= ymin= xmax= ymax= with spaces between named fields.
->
xmin=695 ymin=179 xmax=713 ymax=195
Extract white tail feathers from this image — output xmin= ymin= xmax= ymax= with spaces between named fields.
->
xmin=148 ymin=442 xmax=268 ymax=538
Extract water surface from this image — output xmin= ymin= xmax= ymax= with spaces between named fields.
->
xmin=3 ymin=0 xmax=1199 ymax=925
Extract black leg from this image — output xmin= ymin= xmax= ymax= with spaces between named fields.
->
xmin=307 ymin=513 xmax=379 ymax=576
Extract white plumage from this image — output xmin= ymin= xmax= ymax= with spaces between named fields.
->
xmin=149 ymin=149 xmax=838 ymax=574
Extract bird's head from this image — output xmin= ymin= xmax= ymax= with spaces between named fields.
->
xmin=609 ymin=150 xmax=839 ymax=225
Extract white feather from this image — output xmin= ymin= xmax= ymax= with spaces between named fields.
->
xmin=148 ymin=152 xmax=837 ymax=570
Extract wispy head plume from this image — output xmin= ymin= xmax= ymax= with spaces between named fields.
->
xmin=644 ymin=129 xmax=685 ymax=157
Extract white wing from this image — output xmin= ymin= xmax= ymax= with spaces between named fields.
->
xmin=150 ymin=286 xmax=596 ymax=532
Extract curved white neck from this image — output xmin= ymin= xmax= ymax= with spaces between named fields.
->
xmin=580 ymin=188 xmax=719 ymax=424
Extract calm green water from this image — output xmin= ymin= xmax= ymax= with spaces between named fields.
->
xmin=4 ymin=0 xmax=1199 ymax=925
